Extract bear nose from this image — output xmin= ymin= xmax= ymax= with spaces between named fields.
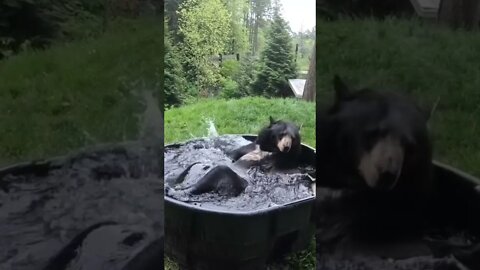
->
xmin=283 ymin=145 xmax=290 ymax=152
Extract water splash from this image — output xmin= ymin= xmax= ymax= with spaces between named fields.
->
xmin=205 ymin=118 xmax=219 ymax=138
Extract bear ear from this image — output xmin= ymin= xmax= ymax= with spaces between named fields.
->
xmin=269 ymin=116 xmax=276 ymax=125
xmin=333 ymin=74 xmax=350 ymax=101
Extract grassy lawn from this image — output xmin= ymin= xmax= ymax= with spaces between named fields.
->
xmin=164 ymin=97 xmax=316 ymax=269
xmin=0 ymin=18 xmax=162 ymax=166
xmin=317 ymin=18 xmax=480 ymax=178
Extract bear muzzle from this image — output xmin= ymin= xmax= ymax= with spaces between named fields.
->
xmin=358 ymin=135 xmax=404 ymax=191
xmin=277 ymin=135 xmax=293 ymax=153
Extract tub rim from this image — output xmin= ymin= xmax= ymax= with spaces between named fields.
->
xmin=432 ymin=160 xmax=480 ymax=186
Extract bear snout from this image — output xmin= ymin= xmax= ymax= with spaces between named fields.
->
xmin=358 ymin=135 xmax=404 ymax=190
xmin=360 ymin=165 xmax=402 ymax=191
xmin=277 ymin=136 xmax=293 ymax=153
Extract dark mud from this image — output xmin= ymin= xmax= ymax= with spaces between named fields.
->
xmin=316 ymin=187 xmax=480 ymax=270
xmin=164 ymin=135 xmax=315 ymax=212
xmin=0 ymin=141 xmax=163 ymax=270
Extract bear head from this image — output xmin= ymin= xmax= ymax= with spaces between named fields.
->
xmin=317 ymin=75 xmax=432 ymax=192
xmin=256 ymin=117 xmax=301 ymax=155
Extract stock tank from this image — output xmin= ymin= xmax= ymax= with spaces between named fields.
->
xmin=164 ymin=134 xmax=316 ymax=270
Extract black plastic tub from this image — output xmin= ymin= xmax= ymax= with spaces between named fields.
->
xmin=316 ymin=161 xmax=480 ymax=270
xmin=164 ymin=135 xmax=316 ymax=270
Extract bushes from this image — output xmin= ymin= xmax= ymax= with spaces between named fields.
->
xmin=219 ymin=57 xmax=260 ymax=98
xmin=220 ymin=59 xmax=240 ymax=78
xmin=177 ymin=0 xmax=231 ymax=94
xmin=219 ymin=60 xmax=241 ymax=99
xmin=220 ymin=78 xmax=240 ymax=99
xmin=235 ymin=55 xmax=259 ymax=96
xmin=0 ymin=0 xmax=57 ymax=57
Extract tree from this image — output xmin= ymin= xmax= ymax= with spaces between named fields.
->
xmin=252 ymin=5 xmax=297 ymax=97
xmin=177 ymin=0 xmax=232 ymax=92
xmin=252 ymin=0 xmax=271 ymax=54
xmin=246 ymin=0 xmax=271 ymax=55
xmin=302 ymin=42 xmax=315 ymax=102
xmin=165 ymin=0 xmax=186 ymax=41
xmin=224 ymin=0 xmax=249 ymax=53
xmin=241 ymin=0 xmax=272 ymax=55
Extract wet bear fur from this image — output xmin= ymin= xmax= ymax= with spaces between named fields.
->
xmin=229 ymin=117 xmax=302 ymax=169
xmin=315 ymin=75 xmax=434 ymax=239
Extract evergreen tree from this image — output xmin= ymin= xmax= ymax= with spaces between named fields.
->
xmin=252 ymin=5 xmax=296 ymax=97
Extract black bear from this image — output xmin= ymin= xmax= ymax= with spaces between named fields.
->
xmin=315 ymin=75 xmax=435 ymax=242
xmin=229 ymin=116 xmax=302 ymax=169
xmin=316 ymin=75 xmax=433 ymax=194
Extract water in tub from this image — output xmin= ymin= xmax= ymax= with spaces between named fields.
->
xmin=164 ymin=121 xmax=315 ymax=212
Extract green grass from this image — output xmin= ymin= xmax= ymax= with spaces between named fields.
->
xmin=164 ymin=97 xmax=316 ymax=269
xmin=317 ymin=18 xmax=480 ymax=178
xmin=165 ymin=97 xmax=315 ymax=146
xmin=0 ymin=18 xmax=162 ymax=166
